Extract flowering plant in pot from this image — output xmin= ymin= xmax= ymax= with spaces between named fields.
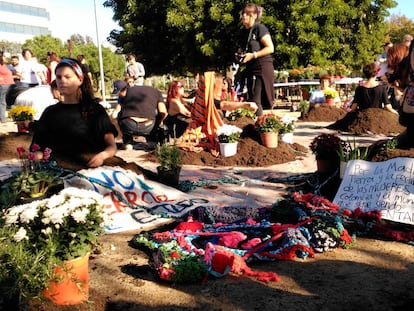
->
xmin=309 ymin=133 xmax=346 ymax=159
xmin=279 ymin=115 xmax=297 ymax=144
xmin=8 ymin=106 xmax=36 ymax=133
xmin=255 ymin=114 xmax=283 ymax=133
xmin=5 ymin=145 xmax=63 ymax=206
xmin=0 ymin=187 xmax=107 ymax=305
xmin=309 ymin=133 xmax=346 ymax=175
xmin=216 ymin=124 xmax=243 ymax=143
xmin=323 ymin=89 xmax=339 ymax=101
xmin=8 ymin=105 xmax=35 ymax=121
xmin=255 ymin=114 xmax=283 ymax=148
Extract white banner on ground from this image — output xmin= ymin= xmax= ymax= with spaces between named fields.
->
xmin=334 ymin=158 xmax=414 ymax=225
xmin=64 ymin=166 xmax=212 ymax=233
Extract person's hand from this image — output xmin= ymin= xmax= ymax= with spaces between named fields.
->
xmin=242 ymin=53 xmax=255 ymax=63
xmin=245 ymin=101 xmax=258 ymax=112
xmin=87 ymin=152 xmax=106 ymax=168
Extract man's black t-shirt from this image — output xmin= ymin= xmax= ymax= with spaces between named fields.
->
xmin=118 ymin=86 xmax=164 ymax=120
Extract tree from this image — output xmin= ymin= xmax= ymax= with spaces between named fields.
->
xmin=104 ymin=0 xmax=398 ymax=75
xmin=387 ymin=14 xmax=414 ymax=44
xmin=21 ymin=35 xmax=125 ymax=94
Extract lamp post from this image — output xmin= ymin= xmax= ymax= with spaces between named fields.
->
xmin=94 ymin=0 xmax=107 ymax=103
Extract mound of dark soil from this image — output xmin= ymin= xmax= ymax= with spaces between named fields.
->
xmin=326 ymin=108 xmax=405 ymax=135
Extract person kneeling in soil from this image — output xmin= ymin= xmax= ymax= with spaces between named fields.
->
xmin=31 ymin=58 xmax=118 ymax=168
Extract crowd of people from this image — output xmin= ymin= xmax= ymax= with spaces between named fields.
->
xmin=1 ymin=2 xmax=414 ymax=170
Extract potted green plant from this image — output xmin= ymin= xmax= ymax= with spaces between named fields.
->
xmin=323 ymin=89 xmax=339 ymax=105
xmin=155 ymin=142 xmax=183 ymax=188
xmin=216 ymin=124 xmax=242 ymax=157
xmin=8 ymin=105 xmax=35 ymax=133
xmin=279 ymin=115 xmax=297 ymax=144
xmin=0 ymin=187 xmax=107 ymax=306
xmin=299 ymin=100 xmax=310 ymax=118
xmin=255 ymin=113 xmax=283 ymax=148
xmin=227 ymin=107 xmax=256 ymax=121
xmin=309 ymin=133 xmax=346 ymax=175
xmin=5 ymin=145 xmax=63 ymax=206
xmin=338 ymin=138 xmax=370 ymax=178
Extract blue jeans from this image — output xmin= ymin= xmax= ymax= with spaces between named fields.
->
xmin=118 ymin=118 xmax=155 ymax=144
xmin=0 ymin=84 xmax=11 ymax=122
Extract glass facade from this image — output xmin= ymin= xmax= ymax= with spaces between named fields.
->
xmin=0 ymin=0 xmax=51 ymax=42
xmin=0 ymin=22 xmax=50 ymax=36
xmin=0 ymin=1 xmax=50 ymax=19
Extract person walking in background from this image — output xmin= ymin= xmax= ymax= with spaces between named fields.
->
xmin=7 ymin=55 xmax=22 ymax=84
xmin=77 ymin=54 xmax=93 ymax=86
xmin=32 ymin=58 xmax=118 ymax=168
xmin=125 ymin=54 xmax=145 ymax=86
xmin=46 ymin=51 xmax=60 ymax=84
xmin=19 ymin=48 xmax=46 ymax=87
xmin=0 ymin=51 xmax=15 ymax=122
xmin=238 ymin=3 xmax=274 ymax=116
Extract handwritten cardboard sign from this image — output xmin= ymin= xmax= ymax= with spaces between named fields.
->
xmin=64 ymin=166 xmax=213 ymax=233
xmin=333 ymin=158 xmax=414 ymax=225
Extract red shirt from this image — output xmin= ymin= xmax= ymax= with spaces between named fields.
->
xmin=0 ymin=64 xmax=14 ymax=85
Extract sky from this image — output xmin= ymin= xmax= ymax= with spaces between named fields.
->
xmin=49 ymin=0 xmax=120 ymax=45
xmin=388 ymin=0 xmax=414 ymax=20
xmin=49 ymin=0 xmax=413 ymax=45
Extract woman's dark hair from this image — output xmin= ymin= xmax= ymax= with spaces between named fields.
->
xmin=223 ymin=77 xmax=233 ymax=93
xmin=0 ymin=51 xmax=4 ymax=65
xmin=242 ymin=3 xmax=263 ymax=21
xmin=55 ymin=58 xmax=96 ymax=115
xmin=362 ymin=63 xmax=378 ymax=79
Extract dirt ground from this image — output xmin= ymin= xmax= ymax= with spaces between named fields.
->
xmin=1 ymin=107 xmax=414 ymax=311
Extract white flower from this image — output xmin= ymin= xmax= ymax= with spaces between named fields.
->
xmin=13 ymin=227 xmax=28 ymax=242
xmin=216 ymin=124 xmax=242 ymax=137
xmin=71 ymin=207 xmax=89 ymax=223
xmin=19 ymin=204 xmax=39 ymax=223
xmin=281 ymin=115 xmax=297 ymax=125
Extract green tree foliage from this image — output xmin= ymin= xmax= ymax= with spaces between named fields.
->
xmin=104 ymin=0 xmax=398 ymax=74
xmin=21 ymin=35 xmax=125 ymax=92
xmin=387 ymin=14 xmax=414 ymax=44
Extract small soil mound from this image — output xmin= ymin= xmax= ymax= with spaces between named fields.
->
xmin=300 ymin=105 xmax=346 ymax=122
xmin=326 ymin=108 xmax=405 ymax=135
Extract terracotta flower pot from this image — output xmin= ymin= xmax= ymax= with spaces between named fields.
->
xmin=260 ymin=132 xmax=278 ymax=148
xmin=325 ymin=98 xmax=334 ymax=105
xmin=15 ymin=120 xmax=30 ymax=133
xmin=43 ymin=253 xmax=90 ymax=305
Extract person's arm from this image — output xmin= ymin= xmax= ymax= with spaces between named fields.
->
xmin=111 ymin=103 xmax=121 ymax=119
xmin=242 ymin=33 xmax=274 ymax=63
xmin=220 ymin=100 xmax=258 ymax=112
xmin=157 ymin=101 xmax=168 ymax=124
xmin=384 ymin=103 xmax=399 ymax=115
xmin=87 ymin=132 xmax=117 ymax=167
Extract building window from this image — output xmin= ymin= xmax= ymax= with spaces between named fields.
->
xmin=0 ymin=1 xmax=50 ymax=19
xmin=0 ymin=22 xmax=50 ymax=36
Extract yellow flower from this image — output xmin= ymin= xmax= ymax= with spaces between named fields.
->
xmin=323 ymin=89 xmax=339 ymax=99
xmin=8 ymin=106 xmax=36 ymax=121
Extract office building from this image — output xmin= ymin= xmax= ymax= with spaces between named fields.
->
xmin=0 ymin=0 xmax=51 ymax=43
